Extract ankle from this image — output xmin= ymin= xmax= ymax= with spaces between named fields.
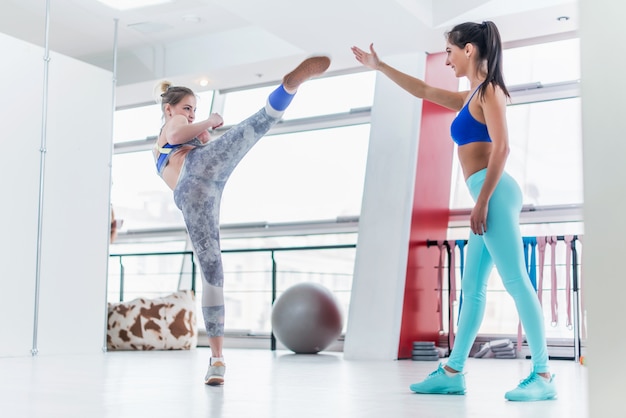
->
xmin=443 ymin=365 xmax=460 ymax=375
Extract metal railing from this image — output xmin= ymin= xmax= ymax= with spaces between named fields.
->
xmin=109 ymin=250 xmax=197 ymax=302
xmin=109 ymin=243 xmax=357 ymax=350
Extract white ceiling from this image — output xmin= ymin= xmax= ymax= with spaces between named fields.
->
xmin=0 ymin=0 xmax=578 ymax=106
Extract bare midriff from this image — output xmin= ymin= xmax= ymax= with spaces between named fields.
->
xmin=153 ymin=145 xmax=193 ymax=191
xmin=457 ymin=141 xmax=492 ymax=181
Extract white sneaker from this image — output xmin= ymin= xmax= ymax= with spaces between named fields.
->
xmin=204 ymin=360 xmax=225 ymax=386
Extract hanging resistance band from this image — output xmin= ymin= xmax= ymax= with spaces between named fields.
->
xmin=448 ymin=241 xmax=457 ymax=350
xmin=575 ymin=236 xmax=586 ymax=340
xmin=563 ymin=235 xmax=574 ymax=329
xmin=436 ymin=241 xmax=445 ymax=332
xmin=428 ymin=235 xmax=583 ymax=361
xmin=548 ymin=236 xmax=559 ymax=326
xmin=455 ymin=239 xmax=466 ymax=324
xmin=536 ymin=236 xmax=548 ymax=306
xmin=523 ymin=237 xmax=537 ymax=291
xmin=519 ymin=236 xmax=538 ymax=351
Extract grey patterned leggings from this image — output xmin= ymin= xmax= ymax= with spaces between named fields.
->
xmin=173 ymin=107 xmax=281 ymax=337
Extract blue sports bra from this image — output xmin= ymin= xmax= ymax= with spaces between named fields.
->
xmin=450 ymin=86 xmax=492 ymax=146
xmin=154 ymin=137 xmax=203 ymax=175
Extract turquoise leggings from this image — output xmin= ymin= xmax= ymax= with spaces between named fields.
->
xmin=446 ymin=169 xmax=549 ymax=373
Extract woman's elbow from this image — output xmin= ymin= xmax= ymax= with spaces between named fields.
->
xmin=495 ymin=142 xmax=509 ymax=157
xmin=491 ymin=143 xmax=509 ymax=161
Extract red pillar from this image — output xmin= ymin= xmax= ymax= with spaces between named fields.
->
xmin=397 ymin=52 xmax=458 ymax=359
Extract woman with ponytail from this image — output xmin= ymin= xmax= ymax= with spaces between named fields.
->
xmin=352 ymin=21 xmax=556 ymax=402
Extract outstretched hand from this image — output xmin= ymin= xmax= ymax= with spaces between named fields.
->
xmin=351 ymin=43 xmax=381 ymax=70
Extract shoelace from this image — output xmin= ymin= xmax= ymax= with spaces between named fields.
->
xmin=517 ymin=373 xmax=541 ymax=387
xmin=427 ymin=367 xmax=445 ymax=378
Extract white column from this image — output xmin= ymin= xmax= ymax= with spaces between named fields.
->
xmin=344 ymin=53 xmax=425 ymax=360
xmin=0 ymin=32 xmax=113 ymax=357
xmin=579 ymin=0 xmax=626 ymax=415
xmin=35 ymin=51 xmax=113 ymax=355
xmin=0 ymin=33 xmax=43 ymax=356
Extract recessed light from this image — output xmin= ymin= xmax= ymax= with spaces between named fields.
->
xmin=96 ymin=0 xmax=173 ymax=11
xmin=557 ymin=16 xmax=570 ymax=22
xmin=127 ymin=22 xmax=172 ymax=33
xmin=182 ymin=15 xmax=202 ymax=23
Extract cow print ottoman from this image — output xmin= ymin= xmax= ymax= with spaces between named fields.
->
xmin=107 ymin=290 xmax=197 ymax=350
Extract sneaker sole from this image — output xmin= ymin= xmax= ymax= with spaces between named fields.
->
xmin=282 ymin=56 xmax=331 ymax=91
xmin=205 ymin=376 xmax=224 ymax=386
xmin=505 ymin=392 xmax=557 ymax=402
xmin=411 ymin=390 xmax=466 ymax=395
xmin=410 ymin=387 xmax=466 ymax=395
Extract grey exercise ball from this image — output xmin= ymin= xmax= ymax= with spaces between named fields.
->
xmin=271 ymin=282 xmax=343 ymax=354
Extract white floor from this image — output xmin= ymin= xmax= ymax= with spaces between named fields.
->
xmin=0 ymin=348 xmax=588 ymax=418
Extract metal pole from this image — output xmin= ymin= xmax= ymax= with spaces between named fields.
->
xmin=270 ymin=251 xmax=277 ymax=351
xmin=103 ymin=18 xmax=119 ymax=351
xmin=119 ymin=256 xmax=125 ymax=302
xmin=444 ymin=241 xmax=453 ymax=350
xmin=571 ymin=236 xmax=581 ymax=363
xmin=191 ymin=253 xmax=197 ymax=293
xmin=32 ymin=0 xmax=52 ymax=357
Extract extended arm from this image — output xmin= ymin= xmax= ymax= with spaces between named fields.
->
xmin=351 ymin=43 xmax=466 ymax=111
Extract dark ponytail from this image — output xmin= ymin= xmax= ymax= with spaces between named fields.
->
xmin=445 ymin=21 xmax=510 ymax=101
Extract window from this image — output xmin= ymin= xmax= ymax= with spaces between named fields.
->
xmin=503 ymin=38 xmax=580 ymax=86
xmin=109 ymin=71 xmax=375 ymax=337
xmin=219 ymin=124 xmax=370 ymax=224
xmin=221 ymin=71 xmax=375 ymax=124
xmin=111 ymin=151 xmax=184 ymax=230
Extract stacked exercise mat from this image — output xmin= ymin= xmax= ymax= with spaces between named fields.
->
xmin=411 ymin=341 xmax=440 ymax=361
xmin=473 ymin=338 xmax=517 ymax=359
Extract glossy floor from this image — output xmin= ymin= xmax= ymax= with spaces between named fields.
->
xmin=0 ymin=348 xmax=588 ymax=418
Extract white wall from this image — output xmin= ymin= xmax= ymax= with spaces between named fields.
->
xmin=0 ymin=32 xmax=113 ymax=357
xmin=343 ymin=53 xmax=425 ymax=360
xmin=0 ymin=33 xmax=43 ymax=356
xmin=579 ymin=0 xmax=626 ymax=416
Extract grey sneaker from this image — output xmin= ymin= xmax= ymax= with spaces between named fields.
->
xmin=204 ymin=360 xmax=225 ymax=386
xmin=282 ymin=56 xmax=331 ymax=91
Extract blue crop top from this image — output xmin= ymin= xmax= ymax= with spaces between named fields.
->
xmin=450 ymin=86 xmax=491 ymax=146
xmin=154 ymin=137 xmax=203 ymax=175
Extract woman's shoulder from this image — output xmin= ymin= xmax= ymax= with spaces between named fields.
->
xmin=483 ymin=82 xmax=507 ymax=99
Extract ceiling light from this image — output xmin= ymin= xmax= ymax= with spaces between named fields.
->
xmin=96 ymin=0 xmax=173 ymax=11
xmin=557 ymin=16 xmax=570 ymax=22
xmin=127 ymin=22 xmax=172 ymax=33
xmin=182 ymin=15 xmax=202 ymax=23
